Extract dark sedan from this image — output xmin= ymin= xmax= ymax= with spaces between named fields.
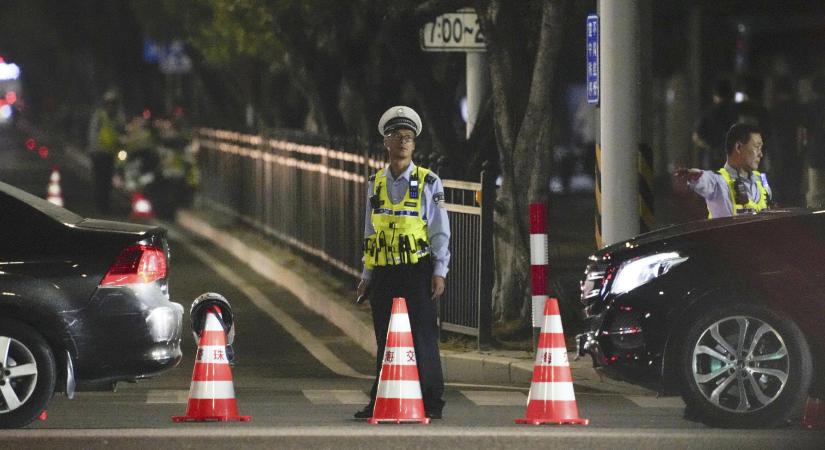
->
xmin=577 ymin=209 xmax=824 ymax=428
xmin=0 ymin=181 xmax=182 ymax=428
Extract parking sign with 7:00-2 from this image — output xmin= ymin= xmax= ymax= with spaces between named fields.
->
xmin=420 ymin=9 xmax=486 ymax=52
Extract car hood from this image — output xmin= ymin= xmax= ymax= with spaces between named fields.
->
xmin=599 ymin=209 xmax=810 ymax=255
xmin=74 ymin=218 xmax=159 ymax=235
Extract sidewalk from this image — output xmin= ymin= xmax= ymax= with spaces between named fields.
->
xmin=174 ymin=207 xmax=654 ymax=396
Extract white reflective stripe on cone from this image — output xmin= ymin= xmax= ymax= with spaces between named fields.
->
xmin=188 ymin=380 xmax=237 ymax=399
xmin=197 ymin=345 xmax=231 ymax=363
xmin=529 ymin=234 xmax=548 ymax=265
xmin=376 ymin=380 xmax=423 ymax=399
xmin=388 ymin=314 xmax=411 ymax=332
xmin=531 ymin=295 xmax=547 ymax=328
xmin=527 ymin=382 xmax=577 ymax=402
xmin=533 ymin=347 xmax=570 ymax=366
xmin=204 ymin=313 xmax=225 ymax=331
xmin=382 ymin=346 xmax=418 ymax=365
xmin=540 ymin=315 xmax=564 ymax=333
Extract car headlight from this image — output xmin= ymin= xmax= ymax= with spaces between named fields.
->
xmin=609 ymin=252 xmax=688 ymax=295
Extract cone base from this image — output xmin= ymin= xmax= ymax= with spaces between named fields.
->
xmin=515 ymin=417 xmax=589 ymax=426
xmin=172 ymin=415 xmax=252 ymax=422
xmin=367 ymin=417 xmax=430 ymax=424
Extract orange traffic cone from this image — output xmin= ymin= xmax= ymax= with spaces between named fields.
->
xmin=46 ymin=166 xmax=64 ymax=207
xmin=130 ymin=192 xmax=154 ymax=220
xmin=516 ymin=297 xmax=589 ymax=425
xmin=368 ymin=297 xmax=430 ymax=424
xmin=173 ymin=306 xmax=251 ymax=422
xmin=802 ymin=397 xmax=825 ymax=430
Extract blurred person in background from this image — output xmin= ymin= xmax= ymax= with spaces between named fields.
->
xmin=803 ymin=75 xmax=825 ymax=208
xmin=692 ymin=78 xmax=738 ymax=169
xmin=769 ymin=76 xmax=805 ymax=206
xmin=87 ymin=89 xmax=125 ymax=212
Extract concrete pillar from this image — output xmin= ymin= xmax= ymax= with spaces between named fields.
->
xmin=599 ymin=0 xmax=642 ymax=245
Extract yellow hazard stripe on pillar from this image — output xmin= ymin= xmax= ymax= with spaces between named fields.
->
xmin=638 ymin=143 xmax=654 ymax=233
xmin=595 ymin=143 xmax=603 ymax=248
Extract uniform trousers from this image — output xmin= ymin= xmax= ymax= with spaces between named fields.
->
xmin=368 ymin=257 xmax=445 ymax=414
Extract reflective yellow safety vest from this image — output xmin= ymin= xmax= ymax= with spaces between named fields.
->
xmin=96 ymin=111 xmax=120 ymax=153
xmin=363 ymin=165 xmax=431 ymax=269
xmin=712 ymin=168 xmax=769 ymax=218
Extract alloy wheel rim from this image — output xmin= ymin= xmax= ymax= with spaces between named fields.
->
xmin=692 ymin=315 xmax=789 ymax=413
xmin=0 ymin=335 xmax=39 ymax=413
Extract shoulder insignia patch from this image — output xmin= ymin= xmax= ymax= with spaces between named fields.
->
xmin=425 ymin=173 xmax=436 ymax=185
xmin=368 ymin=174 xmax=376 ymax=182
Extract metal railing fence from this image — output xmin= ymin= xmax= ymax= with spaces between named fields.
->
xmin=193 ymin=128 xmax=494 ymax=347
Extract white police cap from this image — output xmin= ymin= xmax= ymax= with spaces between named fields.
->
xmin=378 ymin=105 xmax=422 ymax=137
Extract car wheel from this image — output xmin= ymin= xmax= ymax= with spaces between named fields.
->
xmin=678 ymin=303 xmax=812 ymax=428
xmin=0 ymin=319 xmax=57 ymax=429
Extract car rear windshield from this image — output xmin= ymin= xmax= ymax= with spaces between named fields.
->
xmin=0 ymin=181 xmax=83 ymax=225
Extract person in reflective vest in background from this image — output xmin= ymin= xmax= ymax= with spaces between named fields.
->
xmin=354 ymin=106 xmax=451 ymax=420
xmin=87 ymin=89 xmax=125 ymax=212
xmin=675 ymin=123 xmax=772 ymax=218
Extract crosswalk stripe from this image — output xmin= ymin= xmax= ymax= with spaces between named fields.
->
xmin=146 ymin=390 xmax=190 ymax=404
xmin=460 ymin=390 xmax=527 ymax=406
xmin=626 ymin=395 xmax=685 ymax=408
xmin=303 ymin=390 xmax=370 ymax=405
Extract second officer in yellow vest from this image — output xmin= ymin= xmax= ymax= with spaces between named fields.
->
xmin=675 ymin=123 xmax=772 ymax=218
xmin=354 ymin=106 xmax=451 ymax=420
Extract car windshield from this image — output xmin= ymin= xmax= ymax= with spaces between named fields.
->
xmin=0 ymin=180 xmax=83 ymax=225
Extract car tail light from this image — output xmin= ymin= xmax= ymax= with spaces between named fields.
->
xmin=100 ymin=245 xmax=167 ymax=286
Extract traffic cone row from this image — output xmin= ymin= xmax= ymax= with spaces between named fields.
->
xmin=46 ymin=166 xmax=64 ymax=207
xmin=516 ymin=297 xmax=589 ymax=425
xmin=369 ymin=298 xmax=430 ymax=424
xmin=173 ymin=306 xmax=250 ymax=422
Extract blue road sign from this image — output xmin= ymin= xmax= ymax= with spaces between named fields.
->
xmin=586 ymin=14 xmax=600 ymax=105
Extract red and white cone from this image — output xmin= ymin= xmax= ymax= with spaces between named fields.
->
xmin=46 ymin=166 xmax=64 ymax=207
xmin=802 ymin=397 xmax=825 ymax=430
xmin=130 ymin=191 xmax=154 ymax=220
xmin=516 ymin=297 xmax=589 ymax=425
xmin=173 ymin=306 xmax=251 ymax=422
xmin=368 ymin=297 xmax=430 ymax=424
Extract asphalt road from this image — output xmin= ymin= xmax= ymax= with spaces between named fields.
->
xmin=1 ymin=127 xmax=823 ymax=449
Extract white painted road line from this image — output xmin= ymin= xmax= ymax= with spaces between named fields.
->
xmin=167 ymin=227 xmax=372 ymax=380
xmin=146 ymin=390 xmax=189 ymax=404
xmin=303 ymin=389 xmax=370 ymax=405
xmin=626 ymin=395 xmax=686 ymax=408
xmin=460 ymin=390 xmax=527 ymax=406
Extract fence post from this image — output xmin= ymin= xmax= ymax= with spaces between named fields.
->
xmin=477 ymin=161 xmax=496 ymax=350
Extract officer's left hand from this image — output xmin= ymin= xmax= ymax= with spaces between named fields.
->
xmin=431 ymin=276 xmax=445 ymax=300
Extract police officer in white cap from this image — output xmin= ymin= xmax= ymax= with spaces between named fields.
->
xmin=354 ymin=106 xmax=451 ymax=419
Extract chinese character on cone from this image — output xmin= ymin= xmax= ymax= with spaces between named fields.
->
xmin=368 ymin=297 xmax=430 ymax=424
xmin=516 ymin=297 xmax=589 ymax=425
xmin=173 ymin=306 xmax=250 ymax=422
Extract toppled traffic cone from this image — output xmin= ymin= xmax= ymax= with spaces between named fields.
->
xmin=130 ymin=191 xmax=154 ymax=220
xmin=802 ymin=397 xmax=825 ymax=430
xmin=46 ymin=166 xmax=64 ymax=207
xmin=368 ymin=297 xmax=430 ymax=424
xmin=173 ymin=306 xmax=251 ymax=422
xmin=516 ymin=297 xmax=589 ymax=425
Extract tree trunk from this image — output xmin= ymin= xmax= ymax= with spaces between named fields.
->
xmin=477 ymin=0 xmax=570 ymax=325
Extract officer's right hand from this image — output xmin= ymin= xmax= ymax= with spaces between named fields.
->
xmin=673 ymin=168 xmax=702 ymax=182
xmin=356 ymin=279 xmax=370 ymax=298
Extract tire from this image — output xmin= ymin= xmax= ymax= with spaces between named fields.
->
xmin=678 ymin=303 xmax=812 ymax=428
xmin=0 ymin=319 xmax=57 ymax=429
